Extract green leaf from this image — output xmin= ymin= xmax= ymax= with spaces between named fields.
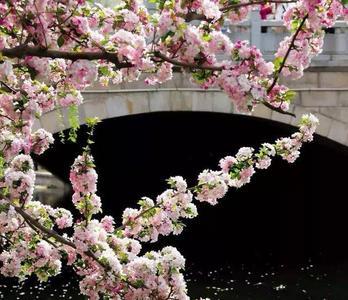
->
xmin=99 ymin=66 xmax=110 ymax=76
xmin=192 ymin=69 xmax=213 ymax=84
xmin=67 ymin=105 xmax=80 ymax=143
xmin=160 ymin=30 xmax=175 ymax=42
xmin=0 ymin=153 xmax=5 ymax=178
xmin=273 ymin=57 xmax=284 ymax=72
xmin=202 ymin=32 xmax=212 ymax=42
xmin=291 ymin=19 xmax=300 ymax=32
xmin=85 ymin=117 xmax=100 ymax=128
xmin=283 ymin=90 xmax=297 ymax=102
xmin=133 ymin=279 xmax=145 ymax=288
xmin=57 ymin=35 xmax=65 ymax=48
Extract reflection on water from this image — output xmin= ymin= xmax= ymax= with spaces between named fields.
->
xmin=33 ymin=166 xmax=71 ymax=206
xmin=186 ymin=261 xmax=348 ymax=299
xmin=1 ymin=260 xmax=348 ymax=299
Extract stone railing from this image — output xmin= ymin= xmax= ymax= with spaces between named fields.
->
xmin=99 ymin=1 xmax=348 ymax=65
xmin=223 ymin=11 xmax=348 ymax=66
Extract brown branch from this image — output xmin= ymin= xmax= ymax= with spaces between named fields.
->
xmin=267 ymin=15 xmax=308 ymax=94
xmin=261 ymin=15 xmax=308 ymax=116
xmin=0 ymin=80 xmax=18 ymax=93
xmin=114 ymin=202 xmax=162 ymax=232
xmin=262 ymin=100 xmax=295 ymax=117
xmin=34 ymin=1 xmax=48 ymax=48
xmin=0 ymin=234 xmax=14 ymax=246
xmin=222 ymin=0 xmax=297 ymax=12
xmin=14 ymin=206 xmax=75 ymax=247
xmin=185 ymin=0 xmax=297 ymax=21
xmin=24 ymin=215 xmax=59 ymax=248
xmin=154 ymin=51 xmax=223 ymax=71
xmin=13 ymin=205 xmax=108 ymax=270
xmin=1 ymin=45 xmax=133 ymax=69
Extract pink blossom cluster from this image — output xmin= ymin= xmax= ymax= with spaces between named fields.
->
xmin=218 ymin=147 xmax=256 ymax=189
xmin=4 ymin=154 xmax=36 ymax=204
xmin=123 ymin=247 xmax=188 ymax=300
xmin=195 ymin=170 xmax=229 ymax=205
xmin=214 ymin=41 xmax=274 ymax=112
xmin=226 ymin=0 xmax=252 ymax=23
xmin=122 ymin=176 xmax=197 ymax=242
xmin=67 ymin=60 xmax=98 ymax=89
xmin=276 ymin=0 xmax=345 ymax=80
xmin=194 ymin=0 xmax=222 ymax=21
xmin=30 ymin=129 xmax=54 ymax=155
xmin=275 ymin=114 xmax=319 ymax=163
xmin=255 ymin=143 xmax=276 ymax=169
xmin=70 ymin=154 xmax=102 ymax=219
xmin=0 ymin=237 xmax=62 ymax=282
xmin=0 ymin=201 xmax=70 ymax=282
xmin=24 ymin=201 xmax=74 ymax=231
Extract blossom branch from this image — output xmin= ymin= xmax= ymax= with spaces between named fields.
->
xmin=153 ymin=51 xmax=223 ymax=71
xmin=1 ymin=45 xmax=133 ymax=69
xmin=267 ymin=15 xmax=309 ymax=94
xmin=185 ymin=0 xmax=297 ymax=21
xmin=154 ymin=52 xmax=296 ymax=116
xmin=13 ymin=205 xmax=108 ymax=270
xmin=119 ymin=114 xmax=318 ymax=243
xmin=221 ymin=0 xmax=297 ymax=12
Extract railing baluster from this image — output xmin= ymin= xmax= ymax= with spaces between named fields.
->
xmin=250 ymin=9 xmax=262 ymax=49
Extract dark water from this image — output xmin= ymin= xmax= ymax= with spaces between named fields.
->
xmin=1 ymin=261 xmax=348 ymax=299
xmin=2 ymin=112 xmax=348 ymax=299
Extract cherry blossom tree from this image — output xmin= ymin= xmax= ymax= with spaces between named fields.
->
xmin=0 ymin=0 xmax=347 ymax=299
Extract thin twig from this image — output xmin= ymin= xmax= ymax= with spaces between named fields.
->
xmin=0 ymin=80 xmax=18 ymax=93
xmin=262 ymin=100 xmax=295 ymax=117
xmin=261 ymin=15 xmax=308 ymax=116
xmin=267 ymin=15 xmax=308 ymax=94
xmin=185 ymin=0 xmax=297 ymax=21
xmin=222 ymin=0 xmax=297 ymax=12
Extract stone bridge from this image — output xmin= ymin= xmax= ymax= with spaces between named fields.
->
xmin=36 ymin=14 xmax=348 ymax=146
xmin=36 ymin=68 xmax=348 ymax=146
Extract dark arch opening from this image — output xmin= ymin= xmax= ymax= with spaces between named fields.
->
xmin=25 ymin=111 xmax=348 ymax=298
xmin=35 ymin=111 xmax=348 ymax=265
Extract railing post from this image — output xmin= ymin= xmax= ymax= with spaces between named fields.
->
xmin=250 ymin=9 xmax=262 ymax=48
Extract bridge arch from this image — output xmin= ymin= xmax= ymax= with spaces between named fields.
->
xmin=36 ymin=71 xmax=348 ymax=146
